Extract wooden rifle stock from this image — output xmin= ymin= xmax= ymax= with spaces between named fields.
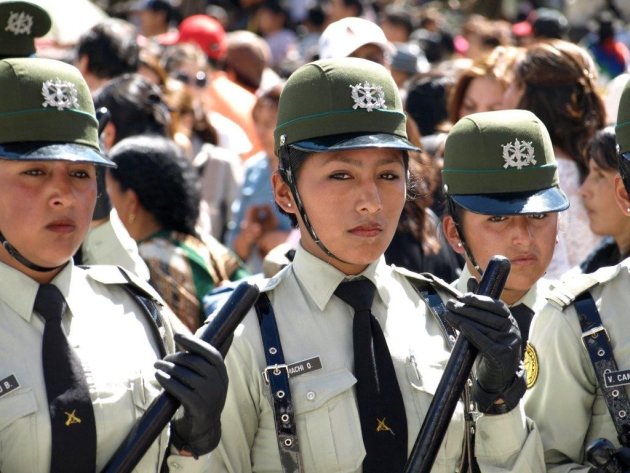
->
xmin=101 ymin=281 xmax=260 ymax=473
xmin=403 ymin=255 xmax=511 ymax=473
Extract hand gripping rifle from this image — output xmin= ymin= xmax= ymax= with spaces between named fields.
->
xmin=403 ymin=255 xmax=511 ymax=473
xmin=101 ymin=281 xmax=260 ymax=473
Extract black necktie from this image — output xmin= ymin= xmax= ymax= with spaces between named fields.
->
xmin=35 ymin=284 xmax=96 ymax=473
xmin=335 ymin=278 xmax=408 ymax=473
xmin=510 ymin=303 xmax=534 ymax=348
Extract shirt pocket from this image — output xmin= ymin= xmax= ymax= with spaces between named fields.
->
xmin=0 ymin=388 xmax=38 ymax=471
xmin=291 ymin=369 xmax=364 ymax=473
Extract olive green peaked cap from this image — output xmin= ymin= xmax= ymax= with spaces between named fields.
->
xmin=0 ymin=1 xmax=52 ymax=58
xmin=442 ymin=109 xmax=568 ymax=215
xmin=615 ymin=76 xmax=630 ymax=154
xmin=274 ymin=57 xmax=418 ymax=155
xmin=0 ymin=57 xmax=113 ymax=166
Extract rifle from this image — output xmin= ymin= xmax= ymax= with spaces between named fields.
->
xmin=101 ymin=281 xmax=260 ymax=473
xmin=403 ymin=255 xmax=511 ymax=473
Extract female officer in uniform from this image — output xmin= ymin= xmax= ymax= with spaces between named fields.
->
xmin=441 ymin=109 xmax=568 ymax=352
xmin=0 ymin=57 xmax=226 ymax=472
xmin=524 ymin=78 xmax=630 ymax=472
xmin=207 ymin=57 xmax=544 ymax=472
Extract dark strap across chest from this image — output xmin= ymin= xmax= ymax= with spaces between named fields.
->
xmin=255 ymin=293 xmax=302 ymax=473
xmin=574 ymin=291 xmax=630 ymax=446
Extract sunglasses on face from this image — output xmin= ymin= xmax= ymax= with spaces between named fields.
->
xmin=174 ymin=70 xmax=208 ymax=88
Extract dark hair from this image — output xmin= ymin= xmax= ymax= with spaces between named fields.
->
xmin=587 ymin=126 xmax=618 ymax=172
xmin=382 ymin=5 xmax=416 ymax=38
xmin=514 ymin=40 xmax=606 ymax=178
xmin=406 ymin=74 xmax=453 ymax=136
xmin=76 ymin=19 xmax=139 ymax=79
xmin=108 ymin=135 xmax=201 ymax=235
xmin=93 ymin=73 xmax=170 ymax=143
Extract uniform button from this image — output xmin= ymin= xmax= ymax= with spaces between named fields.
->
xmin=306 ymin=391 xmax=316 ymax=401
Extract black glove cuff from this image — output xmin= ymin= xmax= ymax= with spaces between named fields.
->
xmin=474 ymin=372 xmax=526 ymax=414
xmin=170 ymin=421 xmax=221 ymax=459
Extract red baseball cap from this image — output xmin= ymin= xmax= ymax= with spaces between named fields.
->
xmin=177 ymin=14 xmax=227 ymax=60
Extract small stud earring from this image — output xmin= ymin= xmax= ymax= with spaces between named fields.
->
xmin=457 ymin=242 xmax=462 ymax=248
xmin=627 ymin=207 xmax=630 ymax=213
xmin=287 ymin=202 xmax=292 ymax=208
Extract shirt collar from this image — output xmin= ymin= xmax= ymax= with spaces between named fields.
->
xmin=291 ymin=244 xmax=391 ymax=311
xmin=0 ymin=260 xmax=74 ymax=323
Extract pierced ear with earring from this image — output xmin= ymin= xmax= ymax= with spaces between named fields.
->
xmin=457 ymin=242 xmax=462 ymax=248
xmin=287 ymin=202 xmax=292 ymax=208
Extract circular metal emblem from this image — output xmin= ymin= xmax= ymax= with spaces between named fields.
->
xmin=524 ymin=342 xmax=539 ymax=389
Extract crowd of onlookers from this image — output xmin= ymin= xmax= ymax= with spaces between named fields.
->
xmin=30 ymin=0 xmax=630 ymax=331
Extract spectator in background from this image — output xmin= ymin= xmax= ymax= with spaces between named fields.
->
xmin=380 ymin=4 xmax=416 ymax=44
xmin=128 ymin=0 xmax=181 ymax=40
xmin=325 ymin=0 xmax=366 ymax=23
xmin=106 ymin=135 xmax=248 ymax=332
xmin=459 ymin=14 xmax=512 ymax=61
xmin=225 ymin=84 xmax=292 ymax=273
xmin=578 ymin=126 xmax=630 ymax=273
xmin=176 ymin=14 xmax=262 ymax=158
xmin=502 ymin=39 xmax=606 ymax=278
xmin=75 ymin=18 xmax=139 ymax=92
xmin=225 ymin=30 xmax=281 ymax=94
xmin=389 ymin=42 xmax=429 ymax=94
xmin=584 ymin=10 xmax=630 ymax=83
xmin=318 ymin=16 xmax=394 ymax=66
xmin=448 ymin=45 xmax=522 ymax=122
xmin=255 ymin=0 xmax=298 ymax=71
xmin=296 ymin=4 xmax=326 ymax=62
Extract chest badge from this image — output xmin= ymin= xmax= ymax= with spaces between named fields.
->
xmin=64 ymin=409 xmax=82 ymax=427
xmin=524 ymin=342 xmax=539 ymax=389
xmin=376 ymin=417 xmax=395 ymax=435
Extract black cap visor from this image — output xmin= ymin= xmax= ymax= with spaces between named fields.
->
xmin=290 ymin=132 xmax=420 ymax=153
xmin=451 ymin=187 xmax=569 ymax=215
xmin=0 ymin=142 xmax=116 ymax=168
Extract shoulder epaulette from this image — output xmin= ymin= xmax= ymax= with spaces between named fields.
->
xmin=547 ymin=264 xmax=622 ymax=310
xmin=392 ymin=265 xmax=461 ymax=299
xmin=82 ymin=264 xmax=164 ymax=306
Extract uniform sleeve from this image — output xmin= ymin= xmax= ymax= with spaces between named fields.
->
xmin=475 ymin=403 xmax=545 ymax=471
xmin=525 ymin=304 xmax=596 ymax=473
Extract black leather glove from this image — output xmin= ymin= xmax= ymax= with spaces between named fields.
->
xmin=155 ymin=332 xmax=228 ymax=457
xmin=588 ymin=438 xmax=630 ymax=473
xmin=445 ymin=293 xmax=525 ymax=414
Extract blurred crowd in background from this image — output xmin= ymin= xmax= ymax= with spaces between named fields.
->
xmin=20 ymin=0 xmax=630 ymax=328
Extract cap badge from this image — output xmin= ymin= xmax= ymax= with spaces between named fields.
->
xmin=349 ymin=82 xmax=386 ymax=112
xmin=5 ymin=11 xmax=33 ymax=36
xmin=502 ymin=139 xmax=536 ymax=170
xmin=42 ymin=80 xmax=80 ymax=111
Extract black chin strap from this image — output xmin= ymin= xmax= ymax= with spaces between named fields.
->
xmin=281 ymin=159 xmax=352 ymax=265
xmin=446 ymin=198 xmax=483 ymax=277
xmin=0 ymin=232 xmax=65 ymax=272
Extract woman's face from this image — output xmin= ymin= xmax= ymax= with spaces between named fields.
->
xmin=459 ymin=76 xmax=505 ymax=119
xmin=444 ymin=210 xmax=558 ymax=304
xmin=581 ymin=157 xmax=629 ymax=238
xmin=500 ymin=79 xmax=524 ymax=110
xmin=0 ymin=160 xmax=97 ymax=281
xmin=275 ymin=147 xmax=407 ymax=275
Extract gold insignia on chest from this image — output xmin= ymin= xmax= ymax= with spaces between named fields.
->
xmin=64 ymin=409 xmax=82 ymax=426
xmin=376 ymin=418 xmax=395 ymax=435
xmin=524 ymin=342 xmax=539 ymax=389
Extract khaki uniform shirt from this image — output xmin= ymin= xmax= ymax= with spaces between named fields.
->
xmin=0 ymin=260 xmax=208 ymax=473
xmin=525 ymin=260 xmax=630 ymax=472
xmin=207 ymin=246 xmax=544 ymax=472
xmin=81 ymin=209 xmax=150 ymax=280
